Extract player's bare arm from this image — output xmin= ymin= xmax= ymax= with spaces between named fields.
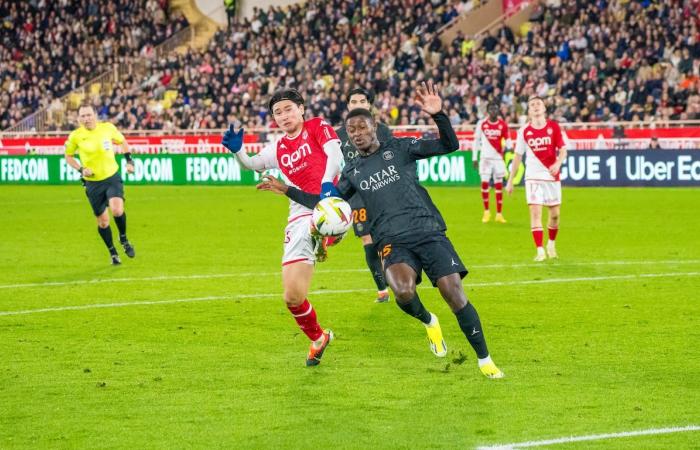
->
xmin=256 ymin=174 xmax=289 ymax=195
xmin=548 ymin=145 xmax=568 ymax=177
xmin=506 ymin=153 xmax=522 ymax=195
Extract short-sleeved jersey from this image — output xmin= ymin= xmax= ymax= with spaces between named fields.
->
xmin=514 ymin=120 xmax=566 ymax=181
xmin=64 ymin=122 xmax=125 ymax=181
xmin=473 ymin=118 xmax=508 ymax=161
xmin=256 ymin=117 xmax=341 ymax=219
xmin=336 ymin=122 xmax=393 ymax=163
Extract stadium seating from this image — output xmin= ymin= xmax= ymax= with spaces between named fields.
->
xmin=2 ymin=0 xmax=699 ymax=131
xmin=0 ymin=0 xmax=189 ymax=130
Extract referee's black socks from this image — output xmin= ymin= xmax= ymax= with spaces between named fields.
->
xmin=97 ymin=225 xmax=116 ymax=254
xmin=396 ymin=293 xmax=431 ymax=324
xmin=455 ymin=302 xmax=489 ymax=359
xmin=114 ymin=213 xmax=127 ymax=241
xmin=363 ymin=243 xmax=387 ymax=291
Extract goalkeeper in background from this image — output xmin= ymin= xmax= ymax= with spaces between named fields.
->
xmin=64 ymin=104 xmax=136 ymax=265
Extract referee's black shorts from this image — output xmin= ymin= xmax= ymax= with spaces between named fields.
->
xmin=84 ymin=172 xmax=124 ymax=216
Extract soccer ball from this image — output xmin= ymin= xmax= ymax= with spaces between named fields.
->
xmin=312 ymin=197 xmax=353 ymax=237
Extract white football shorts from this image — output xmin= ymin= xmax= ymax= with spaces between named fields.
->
xmin=525 ymin=180 xmax=562 ymax=206
xmin=282 ymin=213 xmax=316 ymax=266
xmin=479 ymin=158 xmax=507 ymax=182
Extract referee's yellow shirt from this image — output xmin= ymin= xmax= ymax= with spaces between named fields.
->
xmin=64 ymin=122 xmax=125 ymax=181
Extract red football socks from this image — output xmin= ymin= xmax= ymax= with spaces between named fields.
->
xmin=494 ymin=182 xmax=503 ymax=213
xmin=481 ymin=181 xmax=490 ymax=210
xmin=531 ymin=227 xmax=544 ymax=247
xmin=288 ymin=299 xmax=323 ymax=341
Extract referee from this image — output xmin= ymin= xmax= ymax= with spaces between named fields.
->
xmin=64 ymin=104 xmax=136 ymax=265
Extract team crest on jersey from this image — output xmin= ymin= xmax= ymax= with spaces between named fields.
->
xmin=302 ymin=130 xmax=308 ymax=140
xmin=382 ymin=150 xmax=394 ymax=161
xmin=526 ymin=130 xmax=534 ymax=136
xmin=547 ymin=128 xmax=553 ymax=135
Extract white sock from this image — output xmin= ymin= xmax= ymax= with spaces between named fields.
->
xmin=478 ymin=355 xmax=493 ymax=367
xmin=537 ymin=246 xmax=545 ymax=254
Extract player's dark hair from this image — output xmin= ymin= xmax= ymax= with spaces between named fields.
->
xmin=345 ymin=108 xmax=375 ymax=123
xmin=527 ymin=95 xmax=546 ymax=104
xmin=487 ymin=101 xmax=499 ymax=110
xmin=268 ymin=88 xmax=304 ymax=112
xmin=346 ymin=87 xmax=375 ymax=105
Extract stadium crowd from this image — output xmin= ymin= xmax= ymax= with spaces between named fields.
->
xmin=0 ymin=0 xmax=189 ymax=130
xmin=2 ymin=0 xmax=700 ymax=131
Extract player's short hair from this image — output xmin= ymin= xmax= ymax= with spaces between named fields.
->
xmin=487 ymin=101 xmax=499 ymax=110
xmin=346 ymin=87 xmax=374 ymax=104
xmin=527 ymin=95 xmax=546 ymax=104
xmin=345 ymin=108 xmax=375 ymax=123
xmin=268 ymin=88 xmax=304 ymax=112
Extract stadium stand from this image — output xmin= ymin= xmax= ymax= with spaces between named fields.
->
xmin=2 ymin=0 xmax=699 ymax=131
xmin=0 ymin=0 xmax=189 ymax=130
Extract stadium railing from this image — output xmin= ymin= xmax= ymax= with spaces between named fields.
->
xmin=2 ymin=121 xmax=700 ymax=156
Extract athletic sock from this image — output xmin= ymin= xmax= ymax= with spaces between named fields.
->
xmin=396 ymin=293 xmax=431 ymax=324
xmin=494 ymin=182 xmax=503 ymax=213
xmin=97 ymin=226 xmax=116 ymax=253
xmin=481 ymin=181 xmax=490 ymax=210
xmin=454 ymin=302 xmax=489 ymax=359
xmin=364 ymin=244 xmax=387 ymax=291
xmin=548 ymin=227 xmax=558 ymax=242
xmin=531 ymin=227 xmax=543 ymax=248
xmin=287 ymin=299 xmax=323 ymax=341
xmin=114 ymin=213 xmax=127 ymax=241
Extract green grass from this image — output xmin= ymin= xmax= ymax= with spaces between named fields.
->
xmin=1 ymin=185 xmax=699 ymax=449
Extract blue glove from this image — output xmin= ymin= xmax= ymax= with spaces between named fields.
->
xmin=320 ymin=182 xmax=340 ymax=198
xmin=221 ymin=124 xmax=244 ymax=154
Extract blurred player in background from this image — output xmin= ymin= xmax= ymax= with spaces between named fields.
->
xmin=472 ymin=102 xmax=509 ymax=223
xmin=64 ymin=104 xmax=136 ymax=265
xmin=221 ymin=88 xmax=343 ymax=366
xmin=336 ymin=88 xmax=392 ymax=303
xmin=506 ymin=96 xmax=568 ymax=261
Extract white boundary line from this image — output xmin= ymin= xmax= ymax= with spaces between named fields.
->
xmin=1 ymin=259 xmax=699 ymax=290
xmin=0 ymin=271 xmax=697 ymax=317
xmin=476 ymin=424 xmax=700 ymax=449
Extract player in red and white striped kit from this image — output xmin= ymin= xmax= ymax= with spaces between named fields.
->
xmin=506 ymin=96 xmax=568 ymax=261
xmin=472 ymin=102 xmax=509 ymax=223
xmin=221 ymin=89 xmax=343 ymax=366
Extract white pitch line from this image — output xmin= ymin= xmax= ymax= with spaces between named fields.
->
xmin=1 ymin=259 xmax=699 ymax=290
xmin=476 ymin=424 xmax=700 ymax=449
xmin=0 ymin=271 xmax=698 ymax=317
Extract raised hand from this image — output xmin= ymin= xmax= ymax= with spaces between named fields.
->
xmin=415 ymin=80 xmax=442 ymax=115
xmin=221 ymin=124 xmax=244 ymax=154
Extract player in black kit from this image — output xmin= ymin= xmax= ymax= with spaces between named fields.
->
xmin=258 ymin=81 xmax=504 ymax=378
xmin=336 ymin=88 xmax=393 ymax=303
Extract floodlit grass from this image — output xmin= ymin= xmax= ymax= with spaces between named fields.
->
xmin=1 ymin=185 xmax=698 ymax=449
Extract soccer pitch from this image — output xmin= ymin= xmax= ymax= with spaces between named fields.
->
xmin=1 ymin=185 xmax=698 ymax=449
